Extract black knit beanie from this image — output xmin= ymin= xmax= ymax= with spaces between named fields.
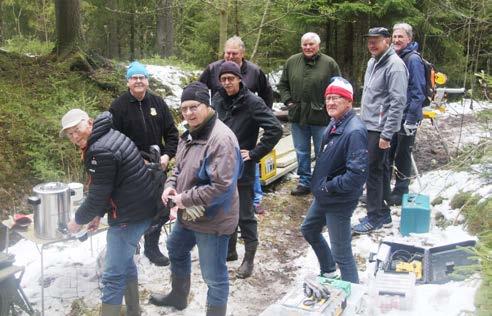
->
xmin=181 ymin=81 xmax=211 ymax=106
xmin=219 ymin=61 xmax=242 ymax=79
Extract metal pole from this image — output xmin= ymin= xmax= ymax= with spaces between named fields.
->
xmin=40 ymin=245 xmax=45 ymax=316
xmin=411 ymin=153 xmax=422 ymax=191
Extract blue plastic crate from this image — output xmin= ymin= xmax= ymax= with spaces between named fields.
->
xmin=400 ymin=193 xmax=430 ymax=236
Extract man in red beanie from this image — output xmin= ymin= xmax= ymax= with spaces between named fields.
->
xmin=300 ymin=77 xmax=368 ymax=283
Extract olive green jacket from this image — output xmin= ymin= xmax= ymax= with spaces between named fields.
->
xmin=278 ymin=52 xmax=340 ymax=126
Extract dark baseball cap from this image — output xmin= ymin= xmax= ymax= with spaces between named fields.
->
xmin=365 ymin=27 xmax=391 ymax=38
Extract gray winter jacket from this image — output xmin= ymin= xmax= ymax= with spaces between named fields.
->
xmin=360 ymin=47 xmax=408 ymax=140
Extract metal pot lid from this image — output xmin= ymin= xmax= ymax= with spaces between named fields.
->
xmin=33 ymin=182 xmax=68 ymax=194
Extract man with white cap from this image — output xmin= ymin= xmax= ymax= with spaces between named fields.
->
xmin=61 ymin=109 xmax=157 ymax=316
xmin=300 ymin=77 xmax=368 ymax=283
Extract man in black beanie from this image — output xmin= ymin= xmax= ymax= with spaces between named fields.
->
xmin=150 ymin=82 xmax=242 ymax=316
xmin=212 ymin=62 xmax=282 ymax=278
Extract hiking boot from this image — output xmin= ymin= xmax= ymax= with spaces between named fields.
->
xmin=206 ymin=304 xmax=227 ymax=316
xmin=144 ymin=230 xmax=170 ymax=267
xmin=320 ymin=270 xmax=340 ymax=280
xmin=226 ymin=230 xmax=238 ymax=262
xmin=358 ymin=214 xmax=392 ymax=228
xmin=291 ymin=185 xmax=310 ymax=196
xmin=236 ymin=243 xmax=257 ymax=279
xmin=388 ymin=193 xmax=403 ymax=206
xmin=352 ymin=217 xmax=384 ymax=234
xmin=149 ymin=274 xmax=190 ymax=310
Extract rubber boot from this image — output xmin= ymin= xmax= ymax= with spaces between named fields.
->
xmin=226 ymin=230 xmax=238 ymax=262
xmin=144 ymin=229 xmax=170 ymax=266
xmin=206 ymin=304 xmax=227 ymax=316
xmin=149 ymin=274 xmax=190 ymax=310
xmin=100 ymin=303 xmax=121 ymax=316
xmin=236 ymin=242 xmax=257 ymax=279
xmin=124 ymin=279 xmax=141 ymax=316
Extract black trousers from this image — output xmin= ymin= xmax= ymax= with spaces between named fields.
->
xmin=389 ymin=126 xmax=416 ymax=195
xmin=366 ymin=131 xmax=391 ymax=218
xmin=236 ymin=183 xmax=258 ymax=246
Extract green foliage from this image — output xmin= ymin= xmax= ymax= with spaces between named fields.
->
xmin=140 ymin=55 xmax=200 ymax=72
xmin=474 ymin=231 xmax=492 ymax=315
xmin=462 ymin=197 xmax=492 ymax=235
xmin=450 ymin=190 xmax=474 ymax=209
xmin=2 ymin=36 xmax=54 ymax=56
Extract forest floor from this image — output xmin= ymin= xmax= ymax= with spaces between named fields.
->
xmin=4 ymin=99 xmax=490 ymax=315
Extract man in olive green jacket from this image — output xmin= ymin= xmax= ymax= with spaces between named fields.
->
xmin=278 ymin=32 xmax=341 ymax=196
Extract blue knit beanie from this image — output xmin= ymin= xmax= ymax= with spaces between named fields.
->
xmin=126 ymin=61 xmax=149 ymax=80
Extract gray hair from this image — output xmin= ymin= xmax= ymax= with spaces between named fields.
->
xmin=301 ymin=32 xmax=321 ymax=45
xmin=225 ymin=36 xmax=245 ymax=52
xmin=393 ymin=23 xmax=413 ymax=40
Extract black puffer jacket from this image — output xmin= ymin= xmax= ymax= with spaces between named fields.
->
xmin=212 ymin=84 xmax=282 ymax=185
xmin=75 ymin=112 xmax=157 ymax=226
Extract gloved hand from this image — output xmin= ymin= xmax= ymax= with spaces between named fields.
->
xmin=403 ymin=121 xmax=418 ymax=136
xmin=182 ymin=205 xmax=205 ymax=221
xmin=303 ymin=276 xmax=331 ymax=301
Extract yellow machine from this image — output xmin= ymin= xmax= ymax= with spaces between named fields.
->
xmin=395 ymin=260 xmax=423 ymax=280
xmin=259 ymin=150 xmax=277 ymax=181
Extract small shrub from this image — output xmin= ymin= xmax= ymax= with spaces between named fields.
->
xmin=431 ymin=196 xmax=445 ymax=206
xmin=450 ymin=190 xmax=474 ymax=209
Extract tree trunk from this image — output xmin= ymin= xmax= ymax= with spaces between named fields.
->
xmin=130 ymin=5 xmax=135 ymax=60
xmin=164 ymin=0 xmax=174 ymax=57
xmin=107 ymin=0 xmax=119 ymax=59
xmin=156 ymin=0 xmax=166 ymax=57
xmin=343 ymin=22 xmax=354 ymax=78
xmin=0 ymin=0 xmax=3 ymax=44
xmin=218 ymin=0 xmax=229 ymax=58
xmin=250 ymin=0 xmax=270 ymax=62
xmin=54 ymin=0 xmax=81 ymax=58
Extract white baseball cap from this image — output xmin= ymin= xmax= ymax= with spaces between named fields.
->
xmin=59 ymin=109 xmax=89 ymax=137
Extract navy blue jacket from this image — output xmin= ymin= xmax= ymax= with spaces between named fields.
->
xmin=311 ymin=110 xmax=368 ymax=207
xmin=399 ymin=42 xmax=426 ymax=124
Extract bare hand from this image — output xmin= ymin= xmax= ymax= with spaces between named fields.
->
xmin=240 ymin=149 xmax=251 ymax=161
xmin=67 ymin=220 xmax=81 ymax=234
xmin=170 ymin=194 xmax=184 ymax=210
xmin=87 ymin=216 xmax=101 ymax=232
xmin=162 ymin=187 xmax=177 ymax=204
xmin=379 ymin=138 xmax=391 ymax=149
xmin=160 ymin=154 xmax=170 ymax=170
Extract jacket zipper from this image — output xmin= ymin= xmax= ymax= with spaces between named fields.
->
xmin=138 ymin=101 xmax=148 ymax=139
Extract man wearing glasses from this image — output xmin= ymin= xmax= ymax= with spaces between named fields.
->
xmin=212 ymin=61 xmax=282 ymax=279
xmin=352 ymin=27 xmax=408 ymax=234
xmin=110 ymin=61 xmax=179 ymax=266
xmin=149 ymin=82 xmax=242 ymax=316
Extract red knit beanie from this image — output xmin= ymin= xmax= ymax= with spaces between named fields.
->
xmin=324 ymin=77 xmax=353 ymax=101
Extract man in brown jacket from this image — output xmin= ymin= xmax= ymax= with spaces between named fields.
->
xmin=149 ymin=82 xmax=242 ymax=316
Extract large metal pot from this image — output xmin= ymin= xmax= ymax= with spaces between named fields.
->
xmin=28 ymin=182 xmax=71 ymax=240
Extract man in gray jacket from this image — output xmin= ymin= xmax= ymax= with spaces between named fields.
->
xmin=352 ymin=27 xmax=408 ymax=234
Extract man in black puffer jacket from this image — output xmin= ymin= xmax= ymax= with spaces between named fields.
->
xmin=61 ymin=109 xmax=156 ymax=316
xmin=212 ymin=62 xmax=282 ymax=279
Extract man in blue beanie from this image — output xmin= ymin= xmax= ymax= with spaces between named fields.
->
xmin=110 ymin=61 xmax=179 ymax=266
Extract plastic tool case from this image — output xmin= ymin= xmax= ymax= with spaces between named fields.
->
xmin=373 ymin=240 xmax=478 ymax=284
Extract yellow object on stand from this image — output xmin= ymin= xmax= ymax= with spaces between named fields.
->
xmin=259 ymin=150 xmax=277 ymax=181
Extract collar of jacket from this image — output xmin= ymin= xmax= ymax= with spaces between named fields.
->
xmin=398 ymin=41 xmax=419 ymax=59
xmin=218 ymin=82 xmax=247 ymax=110
xmin=182 ymin=111 xmax=217 ymax=142
xmin=373 ymin=47 xmax=395 ymax=67
xmin=88 ymin=111 xmax=113 ymax=147
xmin=127 ymin=90 xmax=149 ymax=103
xmin=304 ymin=52 xmax=321 ymax=65
xmin=327 ymin=109 xmax=356 ymax=135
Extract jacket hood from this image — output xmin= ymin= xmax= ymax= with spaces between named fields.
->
xmin=88 ymin=111 xmax=112 ymax=146
xmin=399 ymin=42 xmax=419 ymax=58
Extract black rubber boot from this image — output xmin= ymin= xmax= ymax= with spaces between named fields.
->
xmin=124 ymin=279 xmax=141 ymax=316
xmin=226 ymin=230 xmax=238 ymax=262
xmin=206 ymin=304 xmax=227 ymax=316
xmin=236 ymin=242 xmax=257 ymax=279
xmin=144 ymin=229 xmax=170 ymax=266
xmin=149 ymin=274 xmax=190 ymax=310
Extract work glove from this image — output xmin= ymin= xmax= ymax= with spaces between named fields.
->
xmin=403 ymin=121 xmax=418 ymax=136
xmin=303 ymin=275 xmax=331 ymax=301
xmin=182 ymin=205 xmax=205 ymax=221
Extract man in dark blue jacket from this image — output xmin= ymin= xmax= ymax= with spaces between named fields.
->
xmin=61 ymin=109 xmax=156 ymax=316
xmin=389 ymin=23 xmax=426 ymax=205
xmin=301 ymin=78 xmax=368 ymax=283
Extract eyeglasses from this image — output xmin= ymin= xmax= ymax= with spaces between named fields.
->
xmin=180 ymin=103 xmax=203 ymax=114
xmin=66 ymin=120 xmax=86 ymax=138
xmin=325 ymin=95 xmax=344 ymax=102
xmin=219 ymin=75 xmax=238 ymax=83
xmin=130 ymin=75 xmax=147 ymax=82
